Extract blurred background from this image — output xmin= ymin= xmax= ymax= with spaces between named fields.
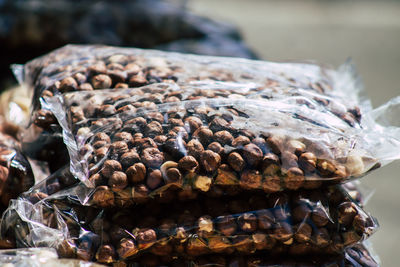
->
xmin=0 ymin=0 xmax=399 ymax=265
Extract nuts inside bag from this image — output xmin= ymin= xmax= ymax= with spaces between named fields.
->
xmin=1 ymin=186 xmax=377 ymax=264
xmin=45 ymin=84 xmax=384 ymax=204
xmin=22 ymin=45 xmax=362 ymax=131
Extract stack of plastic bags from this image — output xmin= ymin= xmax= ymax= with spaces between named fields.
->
xmin=1 ymin=44 xmax=400 ymax=266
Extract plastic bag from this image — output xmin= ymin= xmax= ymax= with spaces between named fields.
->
xmin=117 ymin=243 xmax=379 ymax=267
xmin=19 ymin=44 xmax=363 ymax=131
xmin=1 ymin=185 xmax=377 ymax=264
xmin=42 ymin=81 xmax=400 ymax=202
xmin=0 ymin=247 xmax=105 ymax=267
xmin=0 ymin=131 xmax=34 ymax=212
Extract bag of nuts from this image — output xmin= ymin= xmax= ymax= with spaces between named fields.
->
xmin=0 ymin=131 xmax=35 ymax=213
xmin=38 ymin=80 xmax=400 ymax=204
xmin=20 ymin=44 xmax=362 ymax=132
xmin=0 ymin=247 xmax=104 ymax=267
xmin=19 ymin=44 xmax=370 ymax=178
xmin=1 ymin=185 xmax=377 ymax=265
xmin=126 ymin=243 xmax=379 ymax=267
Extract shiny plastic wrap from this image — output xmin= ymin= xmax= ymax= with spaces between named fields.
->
xmin=1 ymin=185 xmax=377 ymax=264
xmin=42 ymin=81 xmax=400 ymax=202
xmin=0 ymin=131 xmax=34 ymax=212
xmin=112 ymin=243 xmax=379 ymax=267
xmin=0 ymin=247 xmax=104 ymax=266
xmin=19 ymin=44 xmax=363 ymax=130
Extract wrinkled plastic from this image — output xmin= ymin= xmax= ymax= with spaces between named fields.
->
xmin=42 ymin=81 xmax=400 ymax=200
xmin=20 ymin=45 xmax=363 ymax=130
xmin=116 ymin=243 xmax=379 ymax=267
xmin=1 ymin=185 xmax=377 ymax=264
xmin=0 ymin=247 xmax=105 ymax=267
xmin=0 ymin=131 xmax=34 ymax=212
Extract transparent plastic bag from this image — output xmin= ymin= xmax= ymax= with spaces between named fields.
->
xmin=120 ymin=243 xmax=379 ymax=267
xmin=1 ymin=185 xmax=378 ymax=264
xmin=43 ymin=83 xmax=400 ymax=201
xmin=0 ymin=247 xmax=105 ymax=267
xmin=0 ymin=131 xmax=34 ymax=212
xmin=19 ymin=44 xmax=363 ymax=131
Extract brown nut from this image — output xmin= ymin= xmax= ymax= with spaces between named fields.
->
xmin=146 ymin=169 xmax=163 ymax=190
xmin=184 ymin=116 xmax=203 ymax=133
xmin=193 ymin=126 xmax=213 ymax=146
xmin=145 ymin=121 xmax=163 ymax=137
xmin=98 ymin=105 xmax=117 ymax=117
xmin=117 ymin=238 xmax=138 ymax=259
xmin=109 ymin=171 xmax=128 ymax=192
xmin=59 ymin=77 xmax=78 ymax=93
xmin=267 ymin=135 xmax=284 ymax=155
xmin=242 ymin=143 xmax=263 ymax=166
xmin=111 ymin=141 xmax=129 ymax=156
xmin=317 ymin=159 xmax=336 ymax=176
xmin=232 ymin=136 xmax=251 ymax=147
xmin=338 ymin=202 xmax=358 ymax=226
xmin=207 ymin=142 xmax=224 ymax=155
xmin=353 ymin=213 xmax=374 ymax=233
xmin=101 ymin=160 xmax=122 ymax=178
xmin=298 ymin=152 xmax=317 ymax=173
xmin=311 ymin=206 xmax=331 ymax=227
xmin=200 ymin=150 xmax=221 ymax=172
xmin=227 ymin=152 xmax=245 ymax=172
xmin=261 ymin=153 xmax=280 ymax=174
xmin=120 ymin=151 xmax=140 ymax=169
xmin=114 ymin=132 xmax=134 ymax=145
xmin=178 ymin=156 xmax=199 ymax=172
xmin=92 ymin=74 xmax=112 ymax=89
xmin=142 ymin=148 xmax=164 ymax=168
xmin=136 ymin=229 xmax=157 ymax=249
xmin=96 ymin=244 xmax=115 ymax=264
xmin=93 ymin=132 xmax=111 ymax=143
xmin=186 ymin=139 xmax=204 ymax=159
xmin=126 ymin=163 xmax=147 ymax=183
xmin=214 ymin=130 xmax=234 ymax=146
xmin=79 ymin=83 xmax=94 ymax=91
